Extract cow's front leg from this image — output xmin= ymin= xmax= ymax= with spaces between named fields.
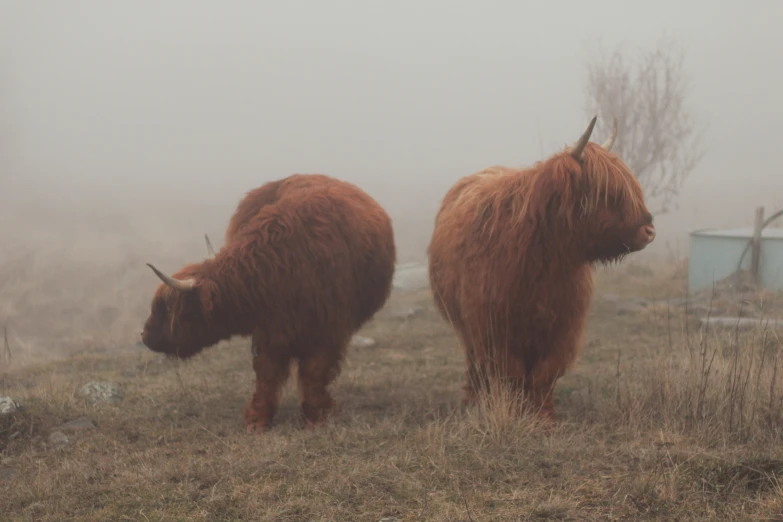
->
xmin=244 ymin=338 xmax=291 ymax=433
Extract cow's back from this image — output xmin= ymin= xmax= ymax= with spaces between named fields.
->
xmin=227 ymin=174 xmax=395 ymax=341
xmin=428 ymin=167 xmax=515 ymax=328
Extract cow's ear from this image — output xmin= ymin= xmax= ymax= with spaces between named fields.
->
xmin=198 ymin=279 xmax=218 ymax=313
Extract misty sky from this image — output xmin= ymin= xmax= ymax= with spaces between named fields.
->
xmin=2 ymin=1 xmax=782 ymax=256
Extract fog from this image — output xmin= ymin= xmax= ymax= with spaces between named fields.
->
xmin=3 ymin=1 xmax=783 ymax=260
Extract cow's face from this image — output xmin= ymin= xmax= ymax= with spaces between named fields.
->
xmin=580 ymin=157 xmax=656 ymax=263
xmin=559 ymin=116 xmax=656 ymax=264
xmin=141 ymin=264 xmax=220 ymax=359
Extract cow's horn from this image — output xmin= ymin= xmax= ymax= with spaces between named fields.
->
xmin=568 ymin=115 xmax=598 ymax=160
xmin=601 ymin=116 xmax=618 ymax=151
xmin=146 ymin=263 xmax=196 ymax=292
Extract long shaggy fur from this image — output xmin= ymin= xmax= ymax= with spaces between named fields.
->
xmin=142 ymin=174 xmax=396 ymax=431
xmin=428 ymin=141 xmax=654 ymax=419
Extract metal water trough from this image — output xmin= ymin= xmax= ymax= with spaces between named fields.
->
xmin=688 ymin=227 xmax=783 ymax=294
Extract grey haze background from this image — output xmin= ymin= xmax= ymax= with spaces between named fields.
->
xmin=2 ymin=1 xmax=782 ymax=261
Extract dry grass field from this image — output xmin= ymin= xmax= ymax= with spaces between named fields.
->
xmin=2 ymin=239 xmax=783 ymax=520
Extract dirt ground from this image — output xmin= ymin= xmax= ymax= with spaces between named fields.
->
xmin=1 ymin=261 xmax=783 ymax=521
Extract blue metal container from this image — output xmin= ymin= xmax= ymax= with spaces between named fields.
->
xmin=688 ymin=227 xmax=783 ymax=293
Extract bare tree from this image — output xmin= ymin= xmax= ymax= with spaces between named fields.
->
xmin=583 ymin=37 xmax=707 ymax=214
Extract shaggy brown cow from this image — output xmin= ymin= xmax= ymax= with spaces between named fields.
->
xmin=142 ymin=174 xmax=396 ymax=432
xmin=427 ymin=116 xmax=655 ymax=421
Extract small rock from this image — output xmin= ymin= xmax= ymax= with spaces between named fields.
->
xmin=48 ymin=430 xmax=70 ymax=449
xmin=79 ymin=382 xmax=123 ymax=404
xmin=662 ymin=297 xmax=689 ymax=307
xmin=386 ymin=306 xmax=423 ymax=320
xmin=0 ymin=468 xmax=16 ymax=481
xmin=626 ymin=297 xmax=651 ymax=308
xmin=616 ymin=303 xmax=646 ymax=316
xmin=58 ymin=417 xmax=96 ymax=431
xmin=0 ymin=397 xmax=21 ymax=415
xmin=350 ymin=336 xmax=376 ymax=348
xmin=379 ymin=518 xmax=401 ymax=522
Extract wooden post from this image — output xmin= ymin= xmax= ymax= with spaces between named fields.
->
xmin=751 ymin=206 xmax=765 ymax=286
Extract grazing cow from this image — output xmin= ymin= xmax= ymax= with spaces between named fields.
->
xmin=427 ymin=116 xmax=655 ymax=421
xmin=141 ymin=174 xmax=396 ymax=432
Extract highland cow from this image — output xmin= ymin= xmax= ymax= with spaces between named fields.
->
xmin=427 ymin=116 xmax=655 ymax=421
xmin=142 ymin=174 xmax=396 ymax=432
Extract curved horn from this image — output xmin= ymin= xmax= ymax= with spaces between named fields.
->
xmin=568 ymin=115 xmax=598 ymax=160
xmin=146 ymin=263 xmax=196 ymax=292
xmin=601 ymin=116 xmax=618 ymax=151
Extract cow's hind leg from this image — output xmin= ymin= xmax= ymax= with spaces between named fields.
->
xmin=297 ymin=346 xmax=344 ymax=429
xmin=245 ymin=343 xmax=291 ymax=433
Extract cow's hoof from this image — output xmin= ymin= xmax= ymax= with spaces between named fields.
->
xmin=245 ymin=421 xmax=272 ymax=434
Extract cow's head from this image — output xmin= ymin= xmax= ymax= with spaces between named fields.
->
xmin=563 ymin=116 xmax=656 ymax=263
xmin=141 ymin=263 xmax=221 ymax=359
